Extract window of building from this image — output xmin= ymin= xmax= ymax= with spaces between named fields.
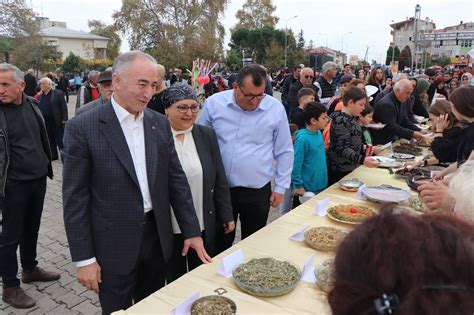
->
xmin=460 ymin=39 xmax=472 ymax=47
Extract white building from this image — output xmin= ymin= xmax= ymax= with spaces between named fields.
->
xmin=37 ymin=17 xmax=109 ymax=60
xmin=390 ymin=18 xmax=474 ymax=67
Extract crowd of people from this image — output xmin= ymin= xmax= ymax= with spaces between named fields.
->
xmin=0 ymin=51 xmax=473 ymax=314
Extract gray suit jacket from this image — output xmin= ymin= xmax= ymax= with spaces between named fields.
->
xmin=75 ymin=96 xmax=107 ymax=116
xmin=62 ymin=102 xmax=201 ymax=274
xmin=191 ymin=124 xmax=233 ymax=256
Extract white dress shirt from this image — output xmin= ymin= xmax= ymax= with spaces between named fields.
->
xmin=170 ymin=126 xmax=204 ymax=233
xmin=76 ymin=95 xmax=152 ymax=267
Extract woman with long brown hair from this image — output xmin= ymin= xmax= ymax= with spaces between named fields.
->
xmin=428 ymin=99 xmax=466 ymax=163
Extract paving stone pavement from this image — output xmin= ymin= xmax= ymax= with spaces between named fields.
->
xmin=0 ymin=94 xmax=281 ymax=314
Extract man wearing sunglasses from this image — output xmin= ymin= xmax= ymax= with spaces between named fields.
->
xmin=197 ymin=64 xmax=294 ymax=251
xmin=287 ymin=67 xmax=320 ymax=117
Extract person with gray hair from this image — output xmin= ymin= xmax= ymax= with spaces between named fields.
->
xmin=373 ymin=73 xmax=408 ymax=105
xmin=37 ymin=76 xmax=68 ymax=160
xmin=23 ymin=68 xmax=37 ymax=97
xmin=147 ymin=64 xmax=168 ymax=114
xmin=62 ymin=50 xmax=210 ymax=314
xmin=75 ymin=70 xmax=100 ymax=109
xmin=314 ymin=61 xmax=337 ymax=105
xmin=75 ymin=68 xmax=114 ymax=116
xmin=372 ymin=78 xmax=424 ymax=144
xmin=0 ymin=63 xmax=59 ymax=309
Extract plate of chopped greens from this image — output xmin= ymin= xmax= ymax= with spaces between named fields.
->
xmin=232 ymin=257 xmax=301 ymax=297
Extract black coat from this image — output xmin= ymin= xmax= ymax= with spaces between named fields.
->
xmin=372 ymin=91 xmax=421 ymax=145
xmin=38 ymin=89 xmax=68 ymax=127
xmin=288 ymin=81 xmax=319 ymax=112
xmin=62 ymin=103 xmax=202 ymax=274
xmin=191 ymin=124 xmax=233 ymax=256
xmin=431 ymin=126 xmax=465 ymax=163
xmin=24 ymin=73 xmax=37 ymax=97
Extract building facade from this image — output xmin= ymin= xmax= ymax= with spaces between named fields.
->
xmin=307 ymin=47 xmax=347 ymax=70
xmin=390 ymin=18 xmax=474 ymax=67
xmin=37 ymin=17 xmax=109 ymax=60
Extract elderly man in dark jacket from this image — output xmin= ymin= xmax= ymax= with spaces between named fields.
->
xmin=0 ymin=63 xmax=58 ymax=309
xmin=38 ymin=77 xmax=68 ymax=160
xmin=372 ymin=79 xmax=424 ymax=145
xmin=288 ymin=67 xmax=319 ymax=116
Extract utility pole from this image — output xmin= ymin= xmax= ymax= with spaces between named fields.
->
xmin=283 ymin=16 xmax=297 ymax=68
xmin=411 ymin=4 xmax=421 ymax=73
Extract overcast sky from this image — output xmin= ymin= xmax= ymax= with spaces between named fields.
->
xmin=30 ymin=0 xmax=473 ymax=64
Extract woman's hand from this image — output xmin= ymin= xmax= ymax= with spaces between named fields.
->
xmin=434 ymin=114 xmax=449 ymax=133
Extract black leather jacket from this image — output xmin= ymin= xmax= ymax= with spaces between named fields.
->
xmin=0 ymin=94 xmax=53 ymax=197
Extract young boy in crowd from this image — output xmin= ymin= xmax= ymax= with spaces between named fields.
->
xmin=290 ymin=88 xmax=316 ymax=129
xmin=327 ymin=87 xmax=380 ymax=185
xmin=292 ymin=102 xmax=329 ymax=207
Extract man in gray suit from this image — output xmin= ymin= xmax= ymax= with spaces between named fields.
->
xmin=62 ymin=51 xmax=211 ymax=314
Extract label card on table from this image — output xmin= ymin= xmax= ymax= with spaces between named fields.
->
xmin=314 ymin=198 xmax=330 ymax=216
xmin=379 ymin=141 xmax=392 ymax=151
xmin=356 ymin=185 xmax=367 ymax=200
xmin=217 ymin=249 xmax=245 ymax=278
xmin=170 ymin=291 xmax=200 ymax=315
xmin=289 ymin=225 xmax=309 ymax=242
xmin=300 ymin=254 xmax=316 ymax=283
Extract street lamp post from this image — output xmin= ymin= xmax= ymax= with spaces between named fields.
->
xmin=317 ymin=33 xmax=328 ymax=48
xmin=341 ymin=32 xmax=352 ymax=52
xmin=284 ymin=15 xmax=298 ymax=68
xmin=411 ymin=4 xmax=421 ymax=73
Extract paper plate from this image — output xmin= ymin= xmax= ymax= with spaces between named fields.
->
xmin=366 ymin=123 xmax=386 ymax=130
xmin=361 ymin=186 xmax=412 ymax=203
xmin=365 ymin=85 xmax=379 ymax=97
xmin=373 ymin=156 xmax=404 ymax=168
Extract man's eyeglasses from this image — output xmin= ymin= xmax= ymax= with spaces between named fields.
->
xmin=176 ymin=104 xmax=201 ymax=113
xmin=304 ymin=75 xmax=314 ymax=79
xmin=238 ymin=86 xmax=266 ymax=101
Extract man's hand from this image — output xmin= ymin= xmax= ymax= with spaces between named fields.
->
xmin=417 ymin=180 xmax=454 ymax=211
xmin=182 ymin=237 xmax=212 ymax=264
xmin=223 ymin=221 xmax=236 ymax=234
xmin=413 ymin=131 xmax=424 ymax=141
xmin=77 ymin=262 xmax=101 ymax=293
xmin=294 ymin=188 xmax=305 ymax=196
xmin=363 ymin=157 xmax=380 ymax=168
xmin=269 ymin=192 xmax=284 ymax=207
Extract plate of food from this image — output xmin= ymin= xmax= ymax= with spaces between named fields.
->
xmin=418 ymin=165 xmax=445 ymax=176
xmin=361 ymin=185 xmax=412 ymax=203
xmin=373 ymin=156 xmax=405 ymax=168
xmin=327 ymin=204 xmax=377 ymax=225
xmin=339 ymin=178 xmax=364 ymax=192
xmin=392 ymin=153 xmax=416 ymax=160
xmin=314 ymin=258 xmax=335 ymax=293
xmin=366 ymin=123 xmax=385 ymax=130
xmin=304 ymin=227 xmax=347 ymax=251
xmin=191 ymin=295 xmax=237 ymax=315
xmin=406 ymin=175 xmax=432 ymax=191
xmin=394 ymin=167 xmax=424 ymax=179
xmin=232 ymin=258 xmax=301 ymax=297
xmin=392 ymin=144 xmax=423 ymax=156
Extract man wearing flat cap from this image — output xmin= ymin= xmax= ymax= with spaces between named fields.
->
xmin=75 ymin=69 xmax=114 ymax=116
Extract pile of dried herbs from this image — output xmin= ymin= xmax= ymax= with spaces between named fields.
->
xmin=392 ymin=145 xmax=423 ymax=156
xmin=233 ymin=258 xmax=300 ymax=290
xmin=191 ymin=296 xmax=235 ymax=315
